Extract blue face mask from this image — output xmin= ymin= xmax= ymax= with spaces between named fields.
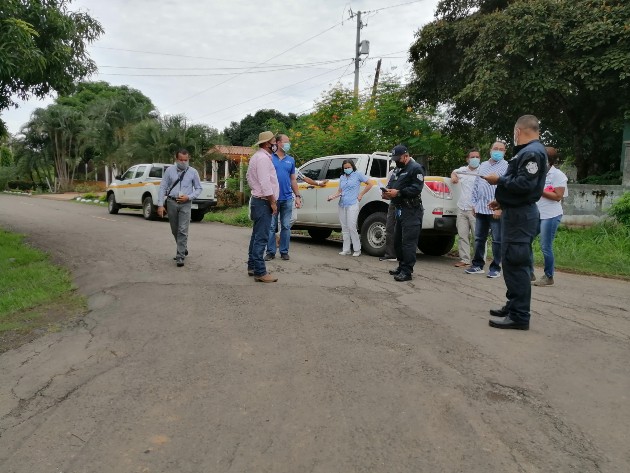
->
xmin=490 ymin=151 xmax=505 ymax=161
xmin=469 ymin=157 xmax=480 ymax=168
xmin=282 ymin=142 xmax=291 ymax=153
xmin=343 ymin=168 xmax=353 ymax=175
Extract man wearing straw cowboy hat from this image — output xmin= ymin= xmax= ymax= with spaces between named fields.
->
xmin=246 ymin=131 xmax=279 ymax=282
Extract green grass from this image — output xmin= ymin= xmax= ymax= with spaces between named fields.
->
xmin=204 ymin=206 xmax=252 ymax=227
xmin=536 ymin=222 xmax=630 ymax=278
xmin=0 ymin=229 xmax=85 ymax=343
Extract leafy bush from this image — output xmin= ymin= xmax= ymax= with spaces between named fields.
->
xmin=73 ymin=182 xmax=105 ymax=193
xmin=0 ymin=166 xmax=18 ymax=191
xmin=7 ymin=180 xmax=33 ymax=191
xmin=81 ymin=193 xmax=99 ymax=200
xmin=216 ymin=188 xmax=241 ymax=208
xmin=578 ymin=171 xmax=622 ymax=185
xmin=609 ymin=192 xmax=630 ymax=227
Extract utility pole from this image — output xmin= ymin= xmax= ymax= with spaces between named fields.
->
xmin=371 ymin=59 xmax=382 ymax=102
xmin=353 ymin=10 xmax=362 ymax=100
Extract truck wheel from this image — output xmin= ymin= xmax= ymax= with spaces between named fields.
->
xmin=307 ymin=228 xmax=332 ymax=241
xmin=360 ymin=212 xmax=387 ymax=256
xmin=142 ymin=196 xmax=157 ymax=220
xmin=107 ymin=193 xmax=120 ymax=214
xmin=191 ymin=209 xmax=205 ymax=222
xmin=418 ymin=235 xmax=455 ymax=256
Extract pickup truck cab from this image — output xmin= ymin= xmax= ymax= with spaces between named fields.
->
xmin=106 ymin=163 xmax=216 ymax=221
xmin=293 ymin=152 xmax=458 ymax=256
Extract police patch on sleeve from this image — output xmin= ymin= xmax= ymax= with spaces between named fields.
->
xmin=417 ymin=174 xmax=424 ymax=182
xmin=526 ymin=161 xmax=539 ymax=175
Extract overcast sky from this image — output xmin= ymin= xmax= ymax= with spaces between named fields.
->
xmin=3 ymin=0 xmax=441 ymax=137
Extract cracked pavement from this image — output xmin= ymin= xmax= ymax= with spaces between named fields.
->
xmin=0 ymin=194 xmax=629 ymax=472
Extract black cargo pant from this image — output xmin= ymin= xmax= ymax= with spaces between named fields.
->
xmin=394 ymin=205 xmax=423 ymax=276
xmin=501 ymin=204 xmax=539 ymax=324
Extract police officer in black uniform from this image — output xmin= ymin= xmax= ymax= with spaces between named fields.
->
xmin=381 ymin=145 xmax=425 ymax=282
xmin=482 ymin=115 xmax=548 ymax=330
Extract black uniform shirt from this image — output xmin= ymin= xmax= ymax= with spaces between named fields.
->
xmin=387 ymin=158 xmax=425 ymax=206
xmin=495 ymin=140 xmax=547 ymax=208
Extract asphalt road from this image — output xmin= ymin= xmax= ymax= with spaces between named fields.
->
xmin=0 ymin=194 xmax=629 ymax=473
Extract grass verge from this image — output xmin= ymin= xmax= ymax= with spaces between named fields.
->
xmin=204 ymin=206 xmax=252 ymax=226
xmin=538 ymin=222 xmax=630 ymax=279
xmin=0 ymin=229 xmax=86 ymax=353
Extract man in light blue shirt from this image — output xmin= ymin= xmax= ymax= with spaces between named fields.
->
xmin=466 ymin=141 xmax=509 ymax=278
xmin=265 ymin=134 xmax=302 ymax=261
xmin=157 ymin=149 xmax=202 ymax=267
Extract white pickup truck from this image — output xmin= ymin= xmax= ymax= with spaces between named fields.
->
xmin=293 ymin=152 xmax=459 ymax=256
xmin=106 ymin=163 xmax=216 ymax=221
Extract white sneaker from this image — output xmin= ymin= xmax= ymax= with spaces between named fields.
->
xmin=352 ymin=251 xmax=361 ymax=257
xmin=339 ymin=251 xmax=351 ymax=255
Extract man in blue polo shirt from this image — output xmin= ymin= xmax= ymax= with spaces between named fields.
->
xmin=264 ymin=134 xmax=302 ymax=261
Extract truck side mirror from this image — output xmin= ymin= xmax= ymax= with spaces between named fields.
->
xmin=115 ymin=175 xmax=122 ymax=180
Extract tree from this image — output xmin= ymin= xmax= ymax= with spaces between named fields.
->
xmin=288 ymin=78 xmax=458 ymax=174
xmin=408 ymin=0 xmax=630 ymax=179
xmin=223 ymin=109 xmax=297 ymax=146
xmin=0 ymin=0 xmax=103 ymax=136
xmin=125 ymin=115 xmax=220 ymax=168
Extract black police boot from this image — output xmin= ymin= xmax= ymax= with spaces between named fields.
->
xmin=394 ymin=272 xmax=412 ymax=282
xmin=389 ymin=267 xmax=402 ymax=275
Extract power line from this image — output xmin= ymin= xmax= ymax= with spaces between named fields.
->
xmin=191 ymin=62 xmax=352 ymax=121
xmin=98 ymin=58 xmax=351 ymax=71
xmin=99 ymin=63 xmax=345 ymax=77
xmin=167 ymin=20 xmax=346 ymax=108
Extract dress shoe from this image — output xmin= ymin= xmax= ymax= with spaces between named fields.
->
xmin=394 ymin=272 xmax=412 ymax=282
xmin=254 ymin=273 xmax=278 ymax=283
xmin=489 ymin=306 xmax=508 ymax=317
xmin=389 ymin=268 xmax=402 ymax=275
xmin=264 ymin=253 xmax=275 ymax=261
xmin=247 ymin=269 xmax=254 ymax=276
xmin=280 ymin=254 xmax=290 ymax=261
xmin=489 ymin=317 xmax=529 ymax=330
xmin=176 ymin=259 xmax=184 ymax=267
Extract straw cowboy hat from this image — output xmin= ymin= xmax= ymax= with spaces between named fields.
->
xmin=253 ymin=131 xmax=274 ymax=146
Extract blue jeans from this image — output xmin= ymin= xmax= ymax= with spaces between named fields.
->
xmin=471 ymin=213 xmax=502 ymax=272
xmin=267 ymin=198 xmax=293 ymax=255
xmin=248 ymin=197 xmax=273 ymax=276
xmin=538 ymin=215 xmax=562 ymax=277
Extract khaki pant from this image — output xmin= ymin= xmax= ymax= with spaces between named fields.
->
xmin=456 ymin=208 xmax=476 ymax=264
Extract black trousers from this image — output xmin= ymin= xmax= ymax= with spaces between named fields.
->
xmin=394 ymin=205 xmax=423 ymax=275
xmin=501 ymin=204 xmax=539 ymax=323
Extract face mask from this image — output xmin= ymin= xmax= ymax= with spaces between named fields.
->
xmin=469 ymin=157 xmax=480 ymax=168
xmin=343 ymin=168 xmax=353 ymax=175
xmin=270 ymin=144 xmax=278 ymax=153
xmin=282 ymin=142 xmax=291 ymax=153
xmin=176 ymin=161 xmax=189 ymax=171
xmin=490 ymin=151 xmax=504 ymax=161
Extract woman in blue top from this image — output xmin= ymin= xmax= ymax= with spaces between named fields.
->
xmin=327 ymin=159 xmax=374 ymax=256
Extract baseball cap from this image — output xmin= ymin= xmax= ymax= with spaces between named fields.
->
xmin=390 ymin=144 xmax=408 ymax=161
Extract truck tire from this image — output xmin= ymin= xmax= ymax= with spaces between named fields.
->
xmin=418 ymin=234 xmax=455 ymax=256
xmin=307 ymin=228 xmax=332 ymax=241
xmin=142 ymin=196 xmax=158 ymax=220
xmin=107 ymin=193 xmax=120 ymax=214
xmin=360 ymin=212 xmax=387 ymax=256
xmin=191 ymin=209 xmax=205 ymax=222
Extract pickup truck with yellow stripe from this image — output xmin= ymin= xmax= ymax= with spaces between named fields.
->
xmin=106 ymin=163 xmax=216 ymax=222
xmin=294 ymin=152 xmax=458 ymax=257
